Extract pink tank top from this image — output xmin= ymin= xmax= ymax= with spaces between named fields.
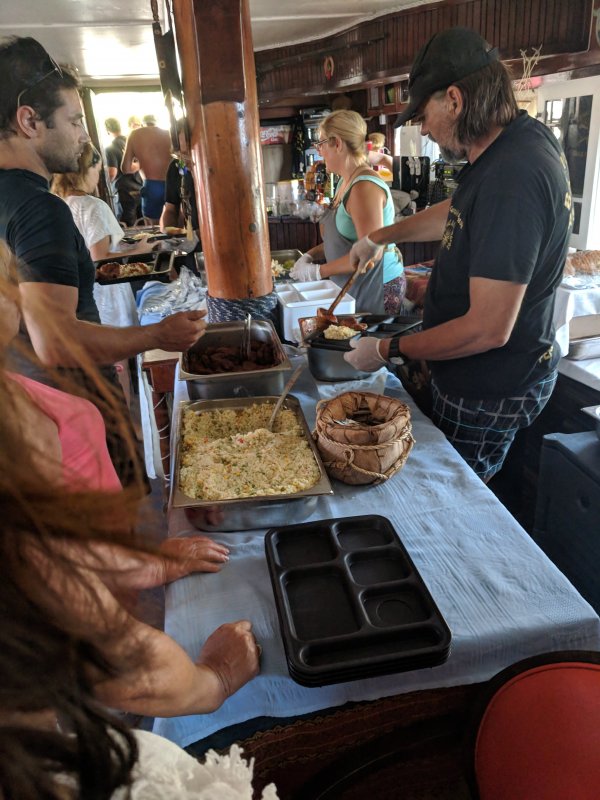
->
xmin=9 ymin=373 xmax=122 ymax=492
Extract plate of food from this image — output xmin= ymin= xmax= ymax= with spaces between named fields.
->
xmin=95 ymin=259 xmax=169 ymax=285
xmin=271 ymin=248 xmax=302 ymax=282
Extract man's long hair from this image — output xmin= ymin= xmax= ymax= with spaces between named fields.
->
xmin=453 ymin=60 xmax=519 ymax=145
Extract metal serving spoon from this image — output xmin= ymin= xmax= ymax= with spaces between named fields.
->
xmin=267 ymin=365 xmax=304 ymax=432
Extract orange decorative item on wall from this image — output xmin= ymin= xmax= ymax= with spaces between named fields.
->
xmin=323 ymin=56 xmax=334 ymax=80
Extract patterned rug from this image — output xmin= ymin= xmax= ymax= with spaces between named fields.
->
xmin=216 ymin=684 xmax=481 ymax=800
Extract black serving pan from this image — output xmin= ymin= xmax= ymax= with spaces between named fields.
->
xmin=304 ymin=316 xmax=422 ymax=382
xmin=94 ymin=252 xmax=171 ymax=285
xmin=265 ymin=515 xmax=451 ymax=686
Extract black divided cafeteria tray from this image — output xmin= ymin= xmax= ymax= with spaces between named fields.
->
xmin=265 ymin=515 xmax=451 ymax=686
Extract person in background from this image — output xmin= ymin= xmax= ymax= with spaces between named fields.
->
xmin=52 ymin=143 xmax=154 ymax=401
xmin=345 ymin=27 xmax=572 ymax=482
xmin=128 ymin=114 xmax=142 ymax=131
xmin=160 ymin=120 xmax=199 ymax=234
xmin=290 ymin=110 xmax=405 ymax=315
xmin=367 ymin=131 xmax=388 ymax=160
xmin=0 ymin=36 xmax=206 ymax=485
xmin=104 ymin=116 xmax=142 ymax=227
xmin=122 ymin=114 xmax=172 ymax=224
xmin=0 ymin=245 xmax=268 ymax=799
xmin=51 ymin=143 xmax=151 ymax=267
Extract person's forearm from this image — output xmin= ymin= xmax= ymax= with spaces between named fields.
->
xmin=370 ymin=199 xmax=451 ymax=246
xmin=28 ymin=314 xmax=158 ymax=367
xmin=306 ymin=243 xmax=325 ymax=261
xmin=160 ymin=204 xmax=183 ymax=231
xmin=320 ymin=253 xmax=352 ymax=278
xmin=379 ymin=311 xmax=508 ymax=362
xmin=95 ymin=628 xmax=228 ymax=716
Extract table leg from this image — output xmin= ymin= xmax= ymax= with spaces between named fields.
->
xmin=151 ymin=389 xmax=172 ymax=495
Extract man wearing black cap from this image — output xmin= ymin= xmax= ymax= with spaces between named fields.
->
xmin=345 ymin=27 xmax=573 ymax=482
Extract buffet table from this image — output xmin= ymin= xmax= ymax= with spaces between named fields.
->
xmin=554 ymin=282 xmax=600 ymax=357
xmin=153 ymin=363 xmax=600 ymax=754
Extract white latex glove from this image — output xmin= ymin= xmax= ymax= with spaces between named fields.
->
xmin=350 ymin=236 xmax=384 ymax=273
xmin=343 ymin=337 xmax=387 ymax=372
xmin=290 ymin=253 xmax=321 ymax=282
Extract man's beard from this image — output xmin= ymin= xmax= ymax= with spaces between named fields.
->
xmin=44 ymin=152 xmax=80 ymax=173
xmin=439 ymin=144 xmax=467 ymax=163
xmin=428 ymin=134 xmax=467 ymax=164
xmin=40 ymin=139 xmax=80 ymax=174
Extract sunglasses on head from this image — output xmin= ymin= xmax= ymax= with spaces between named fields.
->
xmin=16 ymin=53 xmax=64 ymax=110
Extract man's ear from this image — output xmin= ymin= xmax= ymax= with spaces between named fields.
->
xmin=446 ymin=86 xmax=463 ymax=118
xmin=14 ymin=105 xmax=44 ymax=139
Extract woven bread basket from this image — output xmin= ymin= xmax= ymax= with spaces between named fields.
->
xmin=314 ymin=391 xmax=414 ymax=485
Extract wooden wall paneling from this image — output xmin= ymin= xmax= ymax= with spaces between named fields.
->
xmin=255 ymin=0 xmax=596 ymax=103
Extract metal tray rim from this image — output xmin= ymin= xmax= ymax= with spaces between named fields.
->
xmin=178 ymin=319 xmax=292 ymax=382
xmin=170 ymin=395 xmax=333 ymax=509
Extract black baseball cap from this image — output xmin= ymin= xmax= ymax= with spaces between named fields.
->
xmin=394 ymin=27 xmax=499 ymax=127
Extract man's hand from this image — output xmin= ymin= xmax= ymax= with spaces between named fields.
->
xmin=343 ymin=336 xmax=387 ymax=371
xmin=350 ymin=236 xmax=383 ymax=272
xmin=197 ymin=621 xmax=260 ymax=704
xmin=159 ymin=536 xmax=230 ymax=583
xmin=290 ymin=253 xmax=321 ymax=282
xmin=152 ymin=310 xmax=207 ymax=351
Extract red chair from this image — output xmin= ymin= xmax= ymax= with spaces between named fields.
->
xmin=471 ymin=651 xmax=600 ymax=800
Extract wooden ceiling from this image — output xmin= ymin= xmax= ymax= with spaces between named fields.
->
xmin=0 ymin=0 xmax=438 ymax=83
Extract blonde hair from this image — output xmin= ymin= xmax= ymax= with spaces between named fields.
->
xmin=367 ymin=132 xmax=386 ymax=150
xmin=51 ymin=142 xmax=102 ymax=198
xmin=319 ymin=110 xmax=368 ymax=161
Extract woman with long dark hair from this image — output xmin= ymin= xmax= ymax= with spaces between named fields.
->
xmin=0 ymin=242 xmax=268 ymax=798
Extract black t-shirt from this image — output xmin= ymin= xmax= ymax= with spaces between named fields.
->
xmin=423 ymin=112 xmax=572 ymax=399
xmin=105 ymin=135 xmax=142 ymax=193
xmin=164 ymin=159 xmax=199 ymax=230
xmin=0 ymin=169 xmax=100 ymax=321
xmin=0 ymin=169 xmax=100 ymax=379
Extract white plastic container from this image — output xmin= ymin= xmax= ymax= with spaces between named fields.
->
xmin=276 ymin=279 xmax=356 ymax=343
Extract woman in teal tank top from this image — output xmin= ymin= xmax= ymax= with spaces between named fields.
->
xmin=290 ymin=110 xmax=405 ymax=314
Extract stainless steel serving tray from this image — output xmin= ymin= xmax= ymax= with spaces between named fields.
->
xmin=582 ymin=405 xmax=600 ymax=440
xmin=179 ymin=319 xmax=292 ymax=400
xmin=170 ymin=395 xmax=333 ymax=531
xmin=194 ymin=249 xmax=301 ymax=279
xmin=271 ymin=249 xmax=302 ymax=283
xmin=567 ymin=335 xmax=600 ymax=360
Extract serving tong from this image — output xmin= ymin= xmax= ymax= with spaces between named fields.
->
xmin=240 ymin=312 xmax=252 ymax=361
xmin=314 ymin=259 xmax=375 ymax=330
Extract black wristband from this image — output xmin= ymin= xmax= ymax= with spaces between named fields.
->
xmin=387 ymin=336 xmax=408 ymax=364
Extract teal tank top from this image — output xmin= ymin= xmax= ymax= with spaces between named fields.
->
xmin=336 ymin=175 xmax=403 ymax=282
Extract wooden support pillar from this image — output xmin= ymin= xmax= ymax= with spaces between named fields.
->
xmin=171 ymin=0 xmax=272 ymax=306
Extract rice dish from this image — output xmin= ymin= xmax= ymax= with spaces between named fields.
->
xmin=179 ymin=403 xmax=321 ymax=500
xmin=323 ymin=324 xmax=358 ymax=340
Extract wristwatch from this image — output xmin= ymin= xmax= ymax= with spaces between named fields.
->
xmin=387 ymin=336 xmax=408 ymax=366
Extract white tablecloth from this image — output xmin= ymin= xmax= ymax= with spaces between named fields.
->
xmin=153 ymin=365 xmax=600 ymax=748
xmin=553 ymin=283 xmax=600 ymax=356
